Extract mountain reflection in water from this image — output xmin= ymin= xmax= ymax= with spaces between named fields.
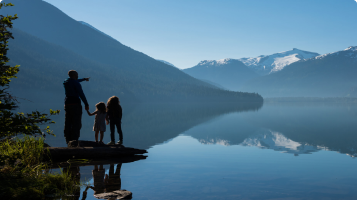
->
xmin=20 ymin=101 xmax=357 ymax=157
xmin=188 ymin=102 xmax=357 ymax=157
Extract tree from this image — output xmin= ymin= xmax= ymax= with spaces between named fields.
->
xmin=0 ymin=2 xmax=59 ymax=139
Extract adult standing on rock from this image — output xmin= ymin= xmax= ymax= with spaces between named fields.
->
xmin=63 ymin=70 xmax=90 ymax=144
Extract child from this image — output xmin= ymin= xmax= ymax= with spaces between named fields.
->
xmin=86 ymin=102 xmax=107 ymax=144
xmin=106 ymin=96 xmax=123 ymax=145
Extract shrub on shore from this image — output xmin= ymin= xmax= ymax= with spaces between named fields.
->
xmin=0 ymin=136 xmax=81 ymax=199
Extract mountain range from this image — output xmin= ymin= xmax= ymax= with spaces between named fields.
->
xmin=4 ymin=0 xmax=262 ymax=103
xmin=184 ymin=47 xmax=357 ymax=97
xmin=238 ymin=48 xmax=319 ymax=75
xmin=241 ymin=46 xmax=357 ymax=97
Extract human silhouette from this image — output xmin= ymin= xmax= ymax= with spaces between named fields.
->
xmin=63 ymin=70 xmax=90 ymax=144
xmin=82 ymin=163 xmax=132 ymax=199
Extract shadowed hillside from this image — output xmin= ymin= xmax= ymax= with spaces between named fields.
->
xmin=5 ymin=0 xmax=263 ymax=103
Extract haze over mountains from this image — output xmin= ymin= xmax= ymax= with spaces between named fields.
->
xmin=5 ymin=0 xmax=262 ymax=103
xmin=184 ymin=47 xmax=357 ymax=98
xmin=183 ymin=59 xmax=259 ymax=91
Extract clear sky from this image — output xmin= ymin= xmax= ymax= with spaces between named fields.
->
xmin=41 ymin=0 xmax=357 ymax=69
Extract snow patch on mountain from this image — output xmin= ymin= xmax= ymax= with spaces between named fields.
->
xmin=239 ymin=48 xmax=320 ymax=75
xmin=197 ymin=58 xmax=234 ymax=67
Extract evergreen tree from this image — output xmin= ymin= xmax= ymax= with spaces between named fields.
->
xmin=0 ymin=2 xmax=59 ymax=139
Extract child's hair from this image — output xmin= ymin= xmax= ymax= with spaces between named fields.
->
xmin=107 ymin=96 xmax=120 ymax=113
xmin=95 ymin=102 xmax=106 ymax=113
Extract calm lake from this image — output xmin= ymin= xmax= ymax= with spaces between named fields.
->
xmin=21 ymin=101 xmax=357 ymax=199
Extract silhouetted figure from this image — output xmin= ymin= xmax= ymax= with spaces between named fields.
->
xmin=105 ymin=163 xmax=122 ymax=193
xmin=86 ymin=102 xmax=107 ymax=144
xmin=82 ymin=163 xmax=132 ymax=199
xmin=63 ymin=70 xmax=90 ymax=144
xmin=106 ymin=96 xmax=123 ymax=145
xmin=91 ymin=164 xmax=107 ymax=196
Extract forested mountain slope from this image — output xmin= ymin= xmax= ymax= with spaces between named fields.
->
xmin=5 ymin=0 xmax=262 ymax=103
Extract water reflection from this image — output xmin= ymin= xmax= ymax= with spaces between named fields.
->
xmin=188 ymin=102 xmax=357 ymax=157
xmin=18 ymin=101 xmax=357 ymax=157
xmin=57 ymin=157 xmax=146 ymax=200
xmin=18 ymin=102 xmax=262 ymax=148
xmin=240 ymin=129 xmax=323 ymax=156
xmin=17 ymin=101 xmax=357 ymax=199
xmin=82 ymin=163 xmax=131 ymax=200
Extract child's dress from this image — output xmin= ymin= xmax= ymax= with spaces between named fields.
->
xmin=93 ymin=111 xmax=107 ymax=132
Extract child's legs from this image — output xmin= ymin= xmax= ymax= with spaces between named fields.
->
xmin=100 ymin=131 xmax=104 ymax=142
xmin=95 ymin=130 xmax=99 ymax=142
xmin=115 ymin=121 xmax=123 ymax=141
xmin=110 ymin=120 xmax=115 ymax=142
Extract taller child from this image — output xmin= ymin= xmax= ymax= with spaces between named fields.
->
xmin=63 ymin=70 xmax=90 ymax=144
xmin=106 ymin=96 xmax=123 ymax=145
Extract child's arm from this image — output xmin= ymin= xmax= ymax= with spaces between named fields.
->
xmin=86 ymin=110 xmax=97 ymax=116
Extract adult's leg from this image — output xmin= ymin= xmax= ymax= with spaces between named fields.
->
xmin=110 ymin=119 xmax=115 ymax=142
xmin=72 ymin=105 xmax=82 ymax=141
xmin=64 ymin=105 xmax=74 ymax=144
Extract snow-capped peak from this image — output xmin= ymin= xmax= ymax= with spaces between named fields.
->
xmin=197 ymin=58 xmax=234 ymax=67
xmin=239 ymin=48 xmax=319 ymax=75
xmin=239 ymin=48 xmax=320 ymax=75
xmin=345 ymin=46 xmax=357 ymax=51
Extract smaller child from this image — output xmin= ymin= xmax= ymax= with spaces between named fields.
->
xmin=106 ymin=96 xmax=123 ymax=145
xmin=87 ymin=102 xmax=107 ymax=144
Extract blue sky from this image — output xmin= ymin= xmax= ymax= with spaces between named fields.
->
xmin=42 ymin=0 xmax=357 ymax=69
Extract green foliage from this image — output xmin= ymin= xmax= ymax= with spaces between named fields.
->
xmin=0 ymin=2 xmax=19 ymax=87
xmin=0 ymin=136 xmax=80 ymax=199
xmin=0 ymin=2 xmax=60 ymax=138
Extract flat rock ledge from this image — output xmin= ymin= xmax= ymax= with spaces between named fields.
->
xmin=94 ymin=190 xmax=132 ymax=199
xmin=45 ymin=140 xmax=147 ymax=161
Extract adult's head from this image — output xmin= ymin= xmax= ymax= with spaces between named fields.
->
xmin=68 ymin=70 xmax=78 ymax=80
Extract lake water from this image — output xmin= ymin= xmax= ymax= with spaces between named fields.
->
xmin=21 ymin=102 xmax=357 ymax=199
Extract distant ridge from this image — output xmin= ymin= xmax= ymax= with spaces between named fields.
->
xmin=78 ymin=21 xmax=114 ymax=40
xmin=157 ymin=60 xmax=177 ymax=68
